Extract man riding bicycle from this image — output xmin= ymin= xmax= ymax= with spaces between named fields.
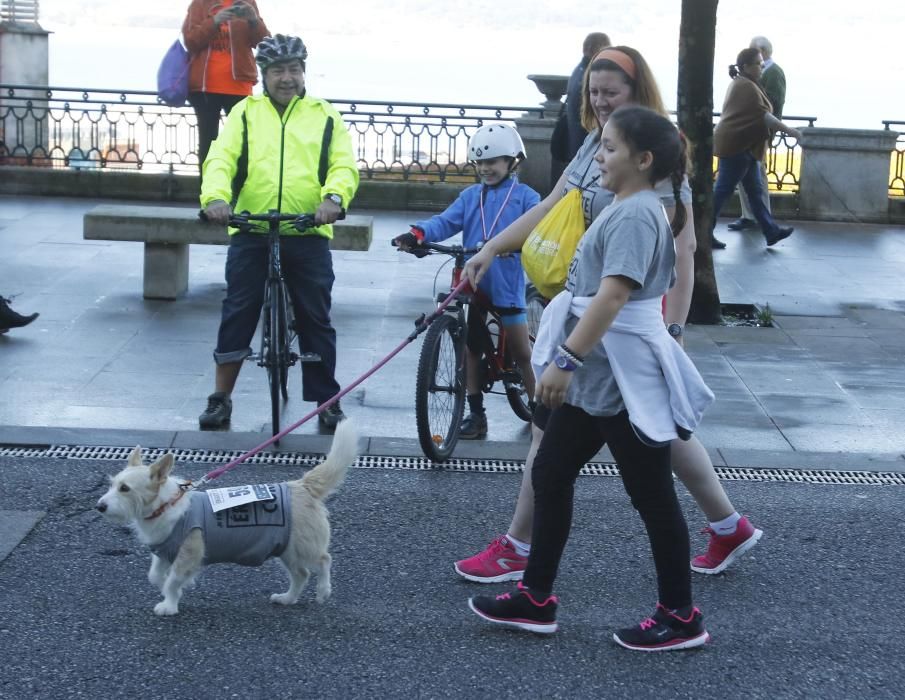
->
xmin=199 ymin=33 xmax=359 ymax=431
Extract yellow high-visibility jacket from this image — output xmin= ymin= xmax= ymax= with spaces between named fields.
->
xmin=200 ymin=93 xmax=359 ymax=238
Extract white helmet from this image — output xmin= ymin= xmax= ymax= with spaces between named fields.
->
xmin=468 ymin=122 xmax=526 ymax=162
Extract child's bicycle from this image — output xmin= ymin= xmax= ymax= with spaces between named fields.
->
xmin=396 ymin=240 xmax=534 ymax=462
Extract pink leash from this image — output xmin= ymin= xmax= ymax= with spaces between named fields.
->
xmin=191 ymin=277 xmax=473 ymax=489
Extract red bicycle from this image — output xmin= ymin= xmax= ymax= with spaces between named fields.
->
xmin=401 ymin=241 xmax=533 ymax=462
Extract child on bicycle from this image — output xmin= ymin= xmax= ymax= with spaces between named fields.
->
xmin=468 ymin=106 xmax=715 ymax=651
xmin=393 ymin=122 xmax=540 ymax=439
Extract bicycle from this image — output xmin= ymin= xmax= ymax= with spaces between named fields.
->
xmin=398 ymin=240 xmax=534 ymax=462
xmin=226 ymin=210 xmax=326 ymax=442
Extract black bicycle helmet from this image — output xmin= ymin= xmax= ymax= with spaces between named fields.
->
xmin=255 ymin=34 xmax=308 ymax=70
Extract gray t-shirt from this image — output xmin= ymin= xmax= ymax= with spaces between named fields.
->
xmin=150 ymin=483 xmax=292 ymax=567
xmin=562 ymin=189 xmax=677 ymax=416
xmin=564 ymin=130 xmax=692 ymax=229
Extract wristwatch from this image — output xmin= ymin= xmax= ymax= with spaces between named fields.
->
xmin=666 ymin=323 xmax=684 ymax=339
xmin=325 ymin=193 xmax=343 ymax=208
xmin=554 ymin=351 xmax=580 ymax=372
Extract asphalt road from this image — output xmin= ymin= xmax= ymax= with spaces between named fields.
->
xmin=0 ymin=454 xmax=900 ymax=699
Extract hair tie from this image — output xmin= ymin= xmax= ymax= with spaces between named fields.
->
xmin=592 ymin=48 xmax=637 ymax=80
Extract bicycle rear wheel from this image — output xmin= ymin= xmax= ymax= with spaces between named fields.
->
xmin=264 ymin=279 xmax=283 ymax=439
xmin=504 ymin=344 xmax=534 ymax=422
xmin=525 ymin=282 xmax=546 ymax=339
xmin=415 ymin=313 xmax=466 ymax=462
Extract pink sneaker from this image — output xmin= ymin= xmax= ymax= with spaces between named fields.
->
xmin=691 ymin=516 xmax=763 ymax=575
xmin=455 ymin=535 xmax=527 ymax=583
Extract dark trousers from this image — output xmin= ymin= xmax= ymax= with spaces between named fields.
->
xmin=188 ymin=91 xmax=246 ymax=176
xmin=215 ymin=233 xmax=341 ymax=404
xmin=523 ymin=404 xmax=692 ymax=611
xmin=712 ymin=150 xmax=781 ymax=239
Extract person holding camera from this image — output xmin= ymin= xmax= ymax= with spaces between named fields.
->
xmin=182 ymin=0 xmax=270 ymax=178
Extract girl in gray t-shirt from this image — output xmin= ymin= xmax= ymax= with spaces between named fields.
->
xmin=469 ymin=106 xmax=712 ymax=651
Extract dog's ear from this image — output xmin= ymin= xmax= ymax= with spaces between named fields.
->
xmin=128 ymin=445 xmax=143 ymax=467
xmin=148 ymin=453 xmax=175 ymax=484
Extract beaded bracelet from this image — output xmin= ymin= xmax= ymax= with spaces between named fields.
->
xmin=557 ymin=343 xmax=584 ymax=368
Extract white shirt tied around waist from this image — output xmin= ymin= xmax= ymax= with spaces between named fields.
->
xmin=531 ymin=291 xmax=715 ymax=445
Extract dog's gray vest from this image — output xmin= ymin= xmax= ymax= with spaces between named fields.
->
xmin=150 ymin=483 xmax=291 ymax=566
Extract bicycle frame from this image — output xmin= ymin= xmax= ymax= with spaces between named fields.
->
xmin=225 ymin=209 xmax=320 ymax=439
xmin=418 ymin=241 xmax=524 ymax=395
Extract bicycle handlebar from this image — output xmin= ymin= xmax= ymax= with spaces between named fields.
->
xmin=227 ymin=211 xmax=318 ymax=232
xmin=391 ymin=239 xmax=482 ymax=257
xmin=199 ymin=208 xmax=345 ymax=233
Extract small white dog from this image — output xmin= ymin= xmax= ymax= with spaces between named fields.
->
xmin=96 ymin=419 xmax=357 ymax=616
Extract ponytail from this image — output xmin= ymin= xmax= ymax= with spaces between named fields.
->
xmin=667 ymin=131 xmax=688 ymax=236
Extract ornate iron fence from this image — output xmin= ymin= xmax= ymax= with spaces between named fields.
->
xmin=0 ymin=84 xmax=543 ymax=182
xmin=0 ymin=83 xmax=833 ymax=194
xmin=883 ymin=120 xmax=905 ymax=197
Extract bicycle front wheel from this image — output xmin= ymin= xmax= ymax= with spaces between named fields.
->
xmin=265 ymin=279 xmax=283 ymax=439
xmin=415 ymin=313 xmax=466 ymax=462
xmin=278 ymin=282 xmax=292 ymax=401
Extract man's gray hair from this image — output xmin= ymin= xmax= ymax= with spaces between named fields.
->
xmin=749 ymin=36 xmax=773 ymax=58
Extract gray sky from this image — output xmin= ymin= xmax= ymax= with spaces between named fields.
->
xmin=39 ymin=0 xmax=905 ymax=128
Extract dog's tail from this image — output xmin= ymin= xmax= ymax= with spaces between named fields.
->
xmin=302 ymin=418 xmax=358 ymax=501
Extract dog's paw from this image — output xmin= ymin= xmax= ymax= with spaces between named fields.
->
xmin=153 ymin=601 xmax=179 ymax=616
xmin=269 ymin=592 xmax=298 ymax=606
xmin=315 ymin=588 xmax=331 ymax=604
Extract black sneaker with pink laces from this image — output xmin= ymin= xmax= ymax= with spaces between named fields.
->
xmin=468 ymin=582 xmax=558 ymax=634
xmin=614 ymin=603 xmax=710 ymax=652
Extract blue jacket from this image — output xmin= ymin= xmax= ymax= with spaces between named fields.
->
xmin=415 ymin=176 xmax=540 ymax=309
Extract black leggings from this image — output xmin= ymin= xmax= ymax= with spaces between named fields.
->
xmin=188 ymin=92 xmax=246 ymax=176
xmin=523 ymin=404 xmax=692 ymax=610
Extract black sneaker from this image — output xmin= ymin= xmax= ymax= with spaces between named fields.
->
xmin=710 ymin=235 xmax=727 ymax=250
xmin=318 ymin=401 xmax=345 ymax=429
xmin=614 ymin=603 xmax=710 ymax=652
xmin=727 ymin=217 xmax=756 ymax=231
xmin=199 ymin=392 xmax=232 ymax=430
xmin=765 ymin=226 xmax=793 ymax=247
xmin=468 ymin=582 xmax=559 ymax=634
xmin=460 ymin=411 xmax=488 ymax=439
xmin=0 ymin=296 xmax=38 ymax=332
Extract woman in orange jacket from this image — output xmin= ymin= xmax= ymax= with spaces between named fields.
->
xmin=181 ymin=0 xmax=270 ymax=176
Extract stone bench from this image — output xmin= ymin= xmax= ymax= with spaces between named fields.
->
xmin=83 ymin=205 xmax=373 ymax=300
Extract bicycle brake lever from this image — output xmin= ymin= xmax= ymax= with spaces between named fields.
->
xmin=293 ymin=215 xmax=317 ymax=232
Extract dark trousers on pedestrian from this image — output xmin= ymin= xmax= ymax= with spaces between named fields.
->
xmin=523 ymin=404 xmax=693 ymax=611
xmin=215 ymin=233 xmax=341 ymax=404
xmin=712 ymin=150 xmax=781 ymax=239
xmin=188 ymin=91 xmax=246 ymax=176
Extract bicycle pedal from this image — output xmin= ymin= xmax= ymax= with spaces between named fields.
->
xmin=298 ymin=352 xmax=322 ymax=363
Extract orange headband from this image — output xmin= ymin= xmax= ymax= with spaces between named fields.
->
xmin=592 ymin=48 xmax=637 ymax=80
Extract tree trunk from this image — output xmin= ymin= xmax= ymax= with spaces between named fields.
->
xmin=677 ymin=0 xmax=722 ymax=324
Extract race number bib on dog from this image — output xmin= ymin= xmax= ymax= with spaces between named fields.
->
xmin=206 ymin=484 xmax=276 ymax=513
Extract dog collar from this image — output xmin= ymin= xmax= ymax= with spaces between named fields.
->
xmin=144 ymin=481 xmax=194 ymax=521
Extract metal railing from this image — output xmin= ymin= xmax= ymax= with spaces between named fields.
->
xmin=0 ymin=0 xmax=39 ymax=24
xmin=0 ymin=84 xmax=542 ymax=182
xmin=883 ymin=120 xmax=905 ymax=197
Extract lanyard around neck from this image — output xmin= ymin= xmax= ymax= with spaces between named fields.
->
xmin=479 ymin=178 xmax=517 ymax=242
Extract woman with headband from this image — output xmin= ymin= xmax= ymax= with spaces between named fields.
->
xmin=458 ymin=45 xmax=762 ymax=588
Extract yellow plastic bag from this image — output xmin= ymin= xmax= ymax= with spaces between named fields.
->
xmin=521 ymin=188 xmax=586 ymax=300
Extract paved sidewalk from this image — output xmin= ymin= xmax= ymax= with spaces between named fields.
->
xmin=2 ymin=194 xmax=905 ymax=470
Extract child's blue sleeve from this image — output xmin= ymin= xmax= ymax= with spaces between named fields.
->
xmin=414 ymin=190 xmax=470 ymax=243
xmin=523 ymin=185 xmax=541 ymax=211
